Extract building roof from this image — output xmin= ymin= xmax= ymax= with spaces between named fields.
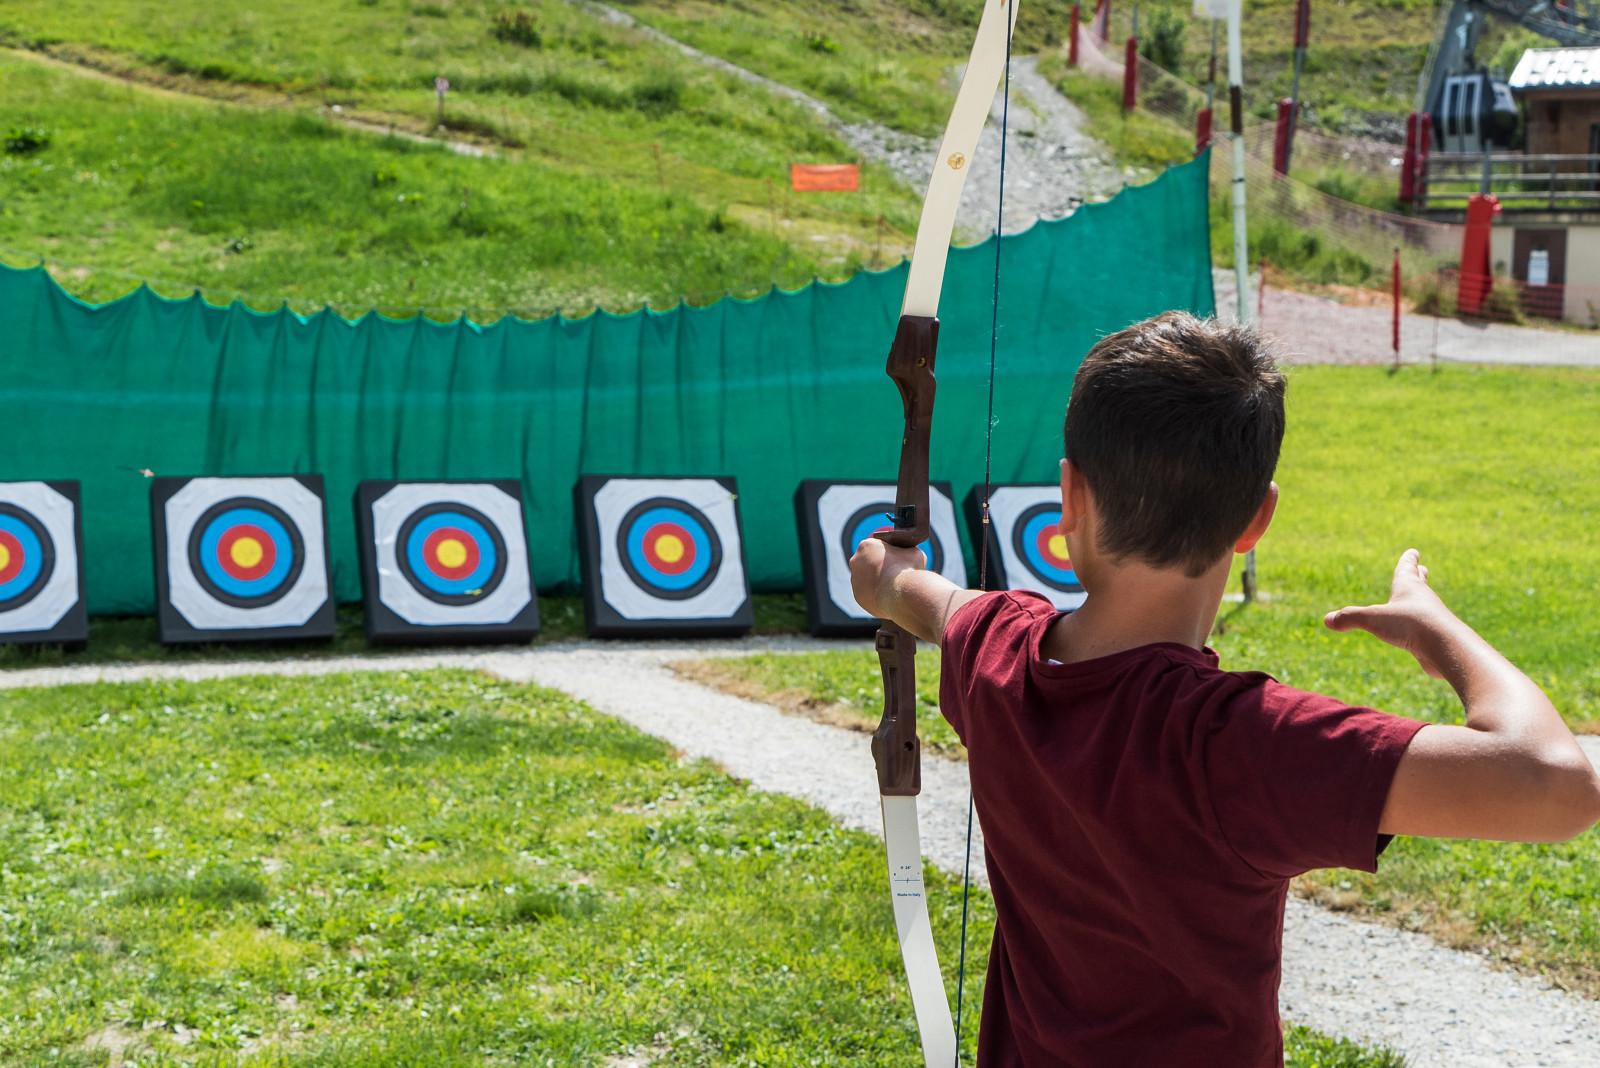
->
xmin=1509 ymin=47 xmax=1600 ymax=92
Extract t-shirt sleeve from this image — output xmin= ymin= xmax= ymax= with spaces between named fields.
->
xmin=938 ymin=590 xmax=1057 ymax=742
xmin=1203 ymin=679 xmax=1427 ymax=878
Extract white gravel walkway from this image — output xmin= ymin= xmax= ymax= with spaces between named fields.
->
xmin=5 ymin=641 xmax=1599 ymax=1066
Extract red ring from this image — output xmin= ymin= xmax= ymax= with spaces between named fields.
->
xmin=423 ymin=526 xmax=480 ymax=581
xmin=643 ymin=522 xmax=696 ymax=575
xmin=217 ymin=525 xmax=277 ymax=581
xmin=1035 ymin=524 xmax=1072 ymax=569
xmin=0 ymin=530 xmax=24 ymax=585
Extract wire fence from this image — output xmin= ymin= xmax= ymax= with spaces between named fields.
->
xmin=1077 ymin=11 xmax=1600 ymax=349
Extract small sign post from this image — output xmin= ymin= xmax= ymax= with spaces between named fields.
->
xmin=435 ymin=76 xmax=449 ymax=127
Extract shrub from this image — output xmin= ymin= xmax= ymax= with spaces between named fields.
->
xmin=491 ymin=9 xmax=542 ymax=48
xmin=803 ymin=31 xmax=840 ymax=54
xmin=1139 ymin=10 xmax=1186 ymax=72
xmin=4 ymin=126 xmax=50 ymax=155
xmin=1481 ymin=283 xmax=1525 ymax=324
xmin=632 ymin=70 xmax=685 ymax=116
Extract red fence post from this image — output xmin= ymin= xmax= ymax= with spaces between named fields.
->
xmin=1069 ymin=4 xmax=1080 ymax=67
xmin=1195 ymin=107 xmax=1213 ymax=154
xmin=1122 ymin=37 xmax=1138 ymax=111
xmin=1415 ymin=114 xmax=1432 ymax=207
xmin=1272 ymin=99 xmax=1295 ymax=176
xmin=1399 ymin=113 xmax=1418 ymax=207
xmin=1391 ymin=248 xmax=1402 ymax=367
xmin=1457 ymin=194 xmax=1500 ymax=317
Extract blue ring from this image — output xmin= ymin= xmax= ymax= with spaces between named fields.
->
xmin=625 ymin=506 xmax=713 ymax=591
xmin=197 ymin=507 xmax=295 ymax=599
xmin=404 ymin=511 xmax=499 ymax=595
xmin=1020 ymin=510 xmax=1078 ymax=586
xmin=0 ymin=514 xmax=45 ymax=603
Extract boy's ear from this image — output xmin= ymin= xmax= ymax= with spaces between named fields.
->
xmin=1234 ymin=481 xmax=1279 ymax=553
xmin=1058 ymin=458 xmax=1087 ymax=535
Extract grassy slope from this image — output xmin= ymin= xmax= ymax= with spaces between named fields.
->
xmin=0 ymin=2 xmax=927 ymax=315
xmin=686 ymin=363 xmax=1600 ymax=996
xmin=0 ymin=668 xmax=1398 ymax=1066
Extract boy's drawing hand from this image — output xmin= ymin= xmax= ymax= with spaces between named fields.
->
xmin=849 ymin=535 xmax=926 ymax=620
xmin=1324 ymin=549 xmax=1460 ymax=679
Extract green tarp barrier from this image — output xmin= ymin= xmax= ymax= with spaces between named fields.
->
xmin=0 ymin=154 xmax=1214 ymax=615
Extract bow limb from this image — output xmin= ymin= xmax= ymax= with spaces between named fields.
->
xmin=871 ymin=3 xmax=1019 ymax=1066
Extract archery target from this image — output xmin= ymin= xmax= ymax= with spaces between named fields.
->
xmin=576 ymin=476 xmax=752 ymax=637
xmin=153 ymin=476 xmax=334 ymax=642
xmin=969 ymin=485 xmax=1086 ymax=611
xmin=795 ymin=480 xmax=967 ymax=636
xmin=0 ymin=481 xmax=86 ymax=645
xmin=355 ymin=480 xmax=538 ymax=643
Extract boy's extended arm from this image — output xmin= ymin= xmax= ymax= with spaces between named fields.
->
xmin=1326 ymin=550 xmax=1600 ymax=842
xmin=849 ymin=537 xmax=982 ymax=645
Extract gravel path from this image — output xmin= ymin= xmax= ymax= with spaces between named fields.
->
xmin=580 ymin=3 xmax=1122 ymax=236
xmin=1215 ymin=270 xmax=1600 ymax=367
xmin=7 ymin=641 xmax=1600 ymax=1065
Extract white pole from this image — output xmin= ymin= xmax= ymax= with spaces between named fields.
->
xmin=1225 ymin=0 xmax=1258 ymax=602
xmin=1227 ymin=0 xmax=1249 ymax=327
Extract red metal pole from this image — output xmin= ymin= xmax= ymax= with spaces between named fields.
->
xmin=1457 ymin=194 xmax=1500 ymax=317
xmin=1399 ymin=113 xmax=1418 ymax=206
xmin=1272 ymin=99 xmax=1294 ymax=176
xmin=1391 ymin=248 xmax=1402 ymax=367
xmin=1069 ymin=4 xmax=1080 ymax=67
xmin=1123 ymin=36 xmax=1138 ymax=111
xmin=1416 ymin=114 xmax=1432 ymax=207
xmin=1196 ymin=107 xmax=1213 ymax=154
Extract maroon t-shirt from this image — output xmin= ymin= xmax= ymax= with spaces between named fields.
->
xmin=940 ymin=591 xmax=1425 ymax=1067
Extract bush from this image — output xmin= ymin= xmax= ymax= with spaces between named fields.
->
xmin=1481 ymin=283 xmax=1525 ymax=324
xmin=1139 ymin=10 xmax=1186 ymax=72
xmin=632 ymin=70 xmax=685 ymax=116
xmin=803 ymin=31 xmax=839 ymax=55
xmin=490 ymin=9 xmax=542 ymax=48
xmin=4 ymin=126 xmax=50 ymax=155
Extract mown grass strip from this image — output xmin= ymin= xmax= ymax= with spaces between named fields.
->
xmin=681 ymin=363 xmax=1600 ymax=996
xmin=0 ymin=668 xmax=1398 ymax=1065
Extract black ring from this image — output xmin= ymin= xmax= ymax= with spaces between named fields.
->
xmin=187 ymin=496 xmax=305 ymax=609
xmin=0 ymin=502 xmax=55 ymax=611
xmin=614 ymin=497 xmax=722 ymax=601
xmin=395 ymin=501 xmax=509 ymax=606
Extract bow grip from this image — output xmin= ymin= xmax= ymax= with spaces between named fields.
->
xmin=880 ymin=315 xmax=939 ymax=548
xmin=872 ymin=622 xmax=922 ymax=796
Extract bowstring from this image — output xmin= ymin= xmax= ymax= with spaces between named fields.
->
xmin=953 ymin=5 xmax=1013 ymax=1061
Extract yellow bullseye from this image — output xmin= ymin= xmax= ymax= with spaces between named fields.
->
xmin=1047 ymin=533 xmax=1070 ymax=564
xmin=230 ymin=536 xmax=264 ymax=569
xmin=435 ymin=538 xmax=468 ymax=569
xmin=654 ymin=533 xmax=685 ymax=564
xmin=0 ymin=544 xmax=9 ymax=572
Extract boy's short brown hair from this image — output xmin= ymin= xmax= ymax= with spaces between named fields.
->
xmin=1064 ymin=312 xmax=1285 ymax=577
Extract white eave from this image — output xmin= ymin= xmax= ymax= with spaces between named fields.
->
xmin=1509 ymin=47 xmax=1600 ymax=92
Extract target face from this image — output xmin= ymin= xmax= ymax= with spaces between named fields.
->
xmin=795 ymin=480 xmax=967 ymax=636
xmin=153 ymin=476 xmax=334 ymax=643
xmin=968 ymin=485 xmax=1086 ymax=612
xmin=617 ymin=498 xmax=722 ymax=600
xmin=189 ymin=498 xmax=305 ymax=608
xmin=576 ymin=476 xmax=752 ymax=638
xmin=356 ymin=480 xmax=538 ymax=643
xmin=0 ymin=481 xmax=86 ymax=644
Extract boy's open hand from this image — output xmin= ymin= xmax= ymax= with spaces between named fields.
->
xmin=849 ymin=535 xmax=926 ymax=620
xmin=1324 ymin=549 xmax=1461 ymax=679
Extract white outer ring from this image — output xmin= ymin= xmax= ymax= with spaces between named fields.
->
xmin=817 ymin=484 xmax=967 ymax=621
xmin=0 ymin=482 xmax=79 ymax=633
xmin=592 ymin=478 xmax=748 ymax=621
xmin=989 ymin=485 xmax=1086 ymax=611
xmin=164 ymin=477 xmax=329 ymax=630
xmin=371 ymin=483 xmax=532 ymax=626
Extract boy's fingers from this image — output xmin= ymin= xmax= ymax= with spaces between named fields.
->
xmin=1324 ymin=605 xmax=1378 ymax=632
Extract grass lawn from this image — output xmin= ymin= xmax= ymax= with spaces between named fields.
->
xmin=0 ymin=668 xmax=1398 ymax=1066
xmin=0 ymin=38 xmax=916 ymax=317
xmin=679 ymin=363 xmax=1600 ymax=996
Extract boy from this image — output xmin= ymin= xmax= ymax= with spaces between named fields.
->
xmin=849 ymin=312 xmax=1600 ymax=1066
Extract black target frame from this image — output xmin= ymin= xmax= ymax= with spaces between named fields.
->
xmin=575 ymin=474 xmax=754 ymax=639
xmin=0 ymin=479 xmax=87 ymax=649
xmin=354 ymin=478 xmax=540 ymax=645
xmin=151 ymin=474 xmax=336 ymax=645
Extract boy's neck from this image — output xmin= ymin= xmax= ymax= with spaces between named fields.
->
xmin=1041 ymin=556 xmax=1231 ymax=664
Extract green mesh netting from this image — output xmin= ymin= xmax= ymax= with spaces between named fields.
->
xmin=0 ymin=154 xmax=1213 ymax=614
